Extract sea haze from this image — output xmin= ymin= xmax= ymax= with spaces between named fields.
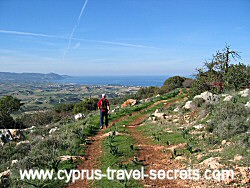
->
xmin=53 ymin=75 xmax=169 ymax=87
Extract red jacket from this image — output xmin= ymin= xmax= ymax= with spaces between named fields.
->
xmin=98 ymin=98 xmax=110 ymax=112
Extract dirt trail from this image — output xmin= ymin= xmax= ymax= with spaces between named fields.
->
xmin=126 ymin=100 xmax=185 ymax=187
xmin=68 ymin=98 xmax=184 ymax=188
xmin=67 ymin=114 xmax=139 ymax=188
xmin=127 ymin=126 xmax=184 ymax=188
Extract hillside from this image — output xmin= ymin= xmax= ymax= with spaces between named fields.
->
xmin=0 ymin=72 xmax=70 ymax=83
xmin=1 ymin=88 xmax=249 ymax=187
xmin=0 ymin=46 xmax=249 ymax=187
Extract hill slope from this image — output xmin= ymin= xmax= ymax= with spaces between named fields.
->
xmin=0 ymin=72 xmax=70 ymax=83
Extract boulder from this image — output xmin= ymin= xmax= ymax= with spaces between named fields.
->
xmin=221 ymin=140 xmax=227 ymax=145
xmin=11 ymin=160 xmax=18 ymax=166
xmin=145 ymin=98 xmax=153 ymax=103
xmin=74 ymin=113 xmax=85 ymax=120
xmin=221 ymin=94 xmax=229 ymax=97
xmin=49 ymin=127 xmax=59 ymax=134
xmin=245 ymin=102 xmax=250 ymax=108
xmin=60 ymin=155 xmax=86 ymax=162
xmin=193 ymin=124 xmax=204 ymax=130
xmin=183 ymin=101 xmax=194 ymax=110
xmin=173 ymin=107 xmax=180 ymax=112
xmin=175 ymin=156 xmax=187 ymax=161
xmin=173 ymin=119 xmax=179 ymax=123
xmin=154 ymin=109 xmax=166 ymax=119
xmin=200 ymin=157 xmax=223 ymax=169
xmin=24 ymin=126 xmax=36 ymax=131
xmin=223 ymin=95 xmax=233 ymax=102
xmin=194 ymin=95 xmax=202 ymax=99
xmin=239 ymin=89 xmax=250 ymax=98
xmin=152 ymin=117 xmax=157 ymax=121
xmin=121 ymin=99 xmax=138 ymax=108
xmin=200 ymin=91 xmax=219 ymax=103
xmin=197 ymin=154 xmax=206 ymax=160
xmin=16 ymin=140 xmax=30 ymax=146
xmin=234 ymin=154 xmax=244 ymax=161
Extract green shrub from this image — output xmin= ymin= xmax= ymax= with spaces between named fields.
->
xmin=208 ymin=101 xmax=250 ymax=139
xmin=16 ymin=111 xmax=54 ymax=128
xmin=0 ymin=95 xmax=23 ymax=128
xmin=54 ymin=103 xmax=75 ymax=113
xmin=193 ymin=97 xmax=205 ymax=107
xmin=190 ymin=75 xmax=211 ymax=97
xmin=73 ymin=98 xmax=99 ymax=114
xmin=161 ymin=76 xmax=185 ymax=93
xmin=134 ymin=86 xmax=160 ymax=100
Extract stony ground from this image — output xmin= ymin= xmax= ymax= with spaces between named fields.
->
xmin=68 ymin=93 xmax=250 ymax=188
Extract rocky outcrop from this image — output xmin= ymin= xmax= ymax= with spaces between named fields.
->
xmin=74 ymin=113 xmax=85 ymax=120
xmin=121 ymin=99 xmax=138 ymax=108
xmin=183 ymin=101 xmax=194 ymax=110
xmin=49 ymin=127 xmax=59 ymax=134
xmin=16 ymin=140 xmax=30 ymax=146
xmin=11 ymin=159 xmax=18 ymax=166
xmin=173 ymin=107 xmax=180 ymax=112
xmin=239 ymin=89 xmax=250 ymax=98
xmin=193 ymin=124 xmax=204 ymax=130
xmin=245 ymin=101 xmax=250 ymax=108
xmin=153 ymin=109 xmax=166 ymax=119
xmin=200 ymin=157 xmax=223 ymax=169
xmin=194 ymin=91 xmax=219 ymax=103
xmin=223 ymin=95 xmax=233 ymax=102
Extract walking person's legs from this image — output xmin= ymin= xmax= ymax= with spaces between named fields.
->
xmin=100 ymin=110 xmax=104 ymax=129
xmin=104 ymin=112 xmax=109 ymax=128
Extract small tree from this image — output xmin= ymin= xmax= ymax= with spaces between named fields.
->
xmin=161 ymin=76 xmax=185 ymax=93
xmin=190 ymin=45 xmax=245 ymax=96
xmin=225 ymin=63 xmax=250 ymax=90
xmin=0 ymin=96 xmax=22 ymax=128
xmin=73 ymin=98 xmax=99 ymax=114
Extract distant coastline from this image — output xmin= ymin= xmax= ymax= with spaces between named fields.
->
xmin=0 ymin=72 xmax=70 ymax=83
xmin=0 ymin=72 xmax=189 ymax=87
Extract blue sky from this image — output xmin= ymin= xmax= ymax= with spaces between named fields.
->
xmin=0 ymin=0 xmax=249 ymax=76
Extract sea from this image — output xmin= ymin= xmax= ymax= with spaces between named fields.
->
xmin=53 ymin=75 xmax=169 ymax=87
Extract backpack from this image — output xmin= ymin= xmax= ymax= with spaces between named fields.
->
xmin=101 ymin=99 xmax=108 ymax=110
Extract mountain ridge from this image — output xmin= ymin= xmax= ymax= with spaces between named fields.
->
xmin=0 ymin=72 xmax=71 ymax=83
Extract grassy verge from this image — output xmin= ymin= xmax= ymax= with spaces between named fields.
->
xmin=93 ymin=91 xmax=185 ymax=187
xmin=95 ymin=134 xmax=143 ymax=188
xmin=1 ymin=112 xmax=102 ymax=188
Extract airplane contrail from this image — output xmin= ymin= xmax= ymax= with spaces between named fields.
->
xmin=63 ymin=0 xmax=89 ymax=60
xmin=72 ymin=37 xmax=164 ymax=50
xmin=0 ymin=29 xmax=164 ymax=50
xmin=0 ymin=29 xmax=65 ymax=39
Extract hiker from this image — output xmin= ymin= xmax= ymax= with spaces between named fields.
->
xmin=98 ymin=94 xmax=110 ymax=129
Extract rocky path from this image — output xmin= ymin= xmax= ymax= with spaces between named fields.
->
xmin=67 ymin=115 xmax=131 ymax=188
xmin=127 ymin=126 xmax=184 ymax=188
xmin=68 ymin=98 xmax=184 ymax=188
xmin=125 ymin=100 xmax=185 ymax=187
